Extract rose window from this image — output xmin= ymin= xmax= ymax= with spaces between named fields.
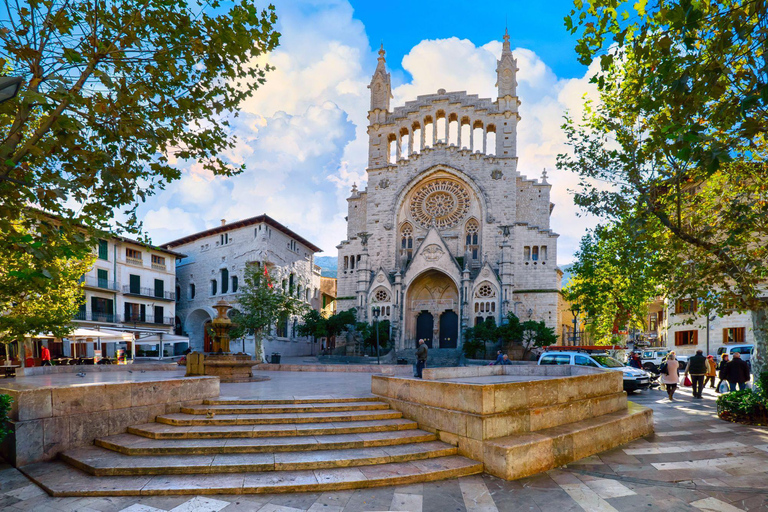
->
xmin=375 ymin=289 xmax=390 ymax=302
xmin=476 ymin=284 xmax=495 ymax=298
xmin=409 ymin=179 xmax=471 ymax=229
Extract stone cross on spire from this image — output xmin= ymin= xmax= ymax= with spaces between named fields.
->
xmin=368 ymin=43 xmax=392 ymax=112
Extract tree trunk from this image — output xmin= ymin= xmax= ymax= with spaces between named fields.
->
xmin=751 ymin=307 xmax=768 ymax=379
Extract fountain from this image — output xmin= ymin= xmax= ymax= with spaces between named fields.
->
xmin=186 ymin=299 xmax=256 ymax=383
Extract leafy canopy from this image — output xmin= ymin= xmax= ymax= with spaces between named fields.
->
xmin=0 ymin=0 xmax=280 ymax=286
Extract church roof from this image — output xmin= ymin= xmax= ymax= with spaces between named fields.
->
xmin=160 ymin=214 xmax=323 ymax=253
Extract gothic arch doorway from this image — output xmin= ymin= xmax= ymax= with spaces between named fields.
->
xmin=416 ymin=312 xmax=434 ymax=347
xmin=405 ymin=269 xmax=459 ymax=348
xmin=440 ymin=311 xmax=458 ymax=348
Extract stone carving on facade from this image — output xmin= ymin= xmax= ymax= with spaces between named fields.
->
xmin=379 ymin=178 xmax=390 ymax=189
xmin=409 ymin=179 xmax=471 ymax=229
xmin=491 ymin=169 xmax=503 ymax=180
xmin=422 ymin=244 xmax=444 ymax=262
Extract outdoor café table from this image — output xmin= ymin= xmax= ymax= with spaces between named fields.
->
xmin=2 ymin=365 xmax=19 ymax=377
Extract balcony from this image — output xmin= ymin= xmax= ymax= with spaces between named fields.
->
xmin=125 ymin=257 xmax=143 ymax=267
xmin=123 ymin=314 xmax=174 ymax=326
xmin=80 ymin=276 xmax=119 ymax=291
xmin=151 ymin=262 xmax=167 ymax=271
xmin=73 ymin=310 xmax=118 ymax=323
xmin=122 ymin=286 xmax=175 ymax=301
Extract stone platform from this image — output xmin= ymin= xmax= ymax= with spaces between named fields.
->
xmin=21 ymin=396 xmax=482 ymax=496
xmin=372 ymin=364 xmax=653 ymax=480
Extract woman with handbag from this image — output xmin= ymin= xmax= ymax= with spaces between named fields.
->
xmin=661 ymin=352 xmax=680 ymax=401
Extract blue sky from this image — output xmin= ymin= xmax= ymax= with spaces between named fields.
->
xmin=139 ymin=0 xmax=600 ymax=264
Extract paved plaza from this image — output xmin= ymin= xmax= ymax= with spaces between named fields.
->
xmin=1 ymin=370 xmax=767 ymax=511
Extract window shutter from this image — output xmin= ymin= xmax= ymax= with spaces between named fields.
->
xmin=140 ymin=304 xmax=146 ymax=322
xmin=693 ymin=330 xmax=698 ymax=344
xmin=154 ymin=279 xmax=164 ymax=298
xmin=130 ymin=275 xmax=140 ymax=294
xmin=723 ymin=328 xmax=728 ymax=343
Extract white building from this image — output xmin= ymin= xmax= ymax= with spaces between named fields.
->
xmin=74 ymin=235 xmax=186 ymax=359
xmin=664 ymin=298 xmax=755 ymax=357
xmin=162 ymin=215 xmax=324 ymax=358
xmin=336 ymin=33 xmax=560 ymax=351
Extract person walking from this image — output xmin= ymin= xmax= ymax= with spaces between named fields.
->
xmin=725 ymin=352 xmax=751 ymax=391
xmin=40 ymin=345 xmax=52 ymax=366
xmin=415 ymin=339 xmax=428 ymax=378
xmin=661 ymin=351 xmax=680 ymax=401
xmin=716 ymin=353 xmax=730 ymax=393
xmin=704 ymin=355 xmax=717 ymax=389
xmin=685 ymin=349 xmax=708 ymax=399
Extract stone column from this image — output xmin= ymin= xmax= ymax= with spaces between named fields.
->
xmin=356 ymin=233 xmax=371 ymax=322
xmin=394 ymin=270 xmax=403 ymax=349
xmin=461 ymin=265 xmax=471 ymax=347
xmin=499 ymin=226 xmax=514 ymax=319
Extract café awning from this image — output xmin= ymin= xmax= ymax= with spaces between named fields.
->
xmin=134 ymin=333 xmax=189 ymax=345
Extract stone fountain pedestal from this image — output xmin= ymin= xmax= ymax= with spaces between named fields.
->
xmin=185 ymin=299 xmax=261 ymax=383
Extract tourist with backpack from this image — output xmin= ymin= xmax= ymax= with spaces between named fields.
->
xmin=660 ymin=352 xmax=680 ymax=401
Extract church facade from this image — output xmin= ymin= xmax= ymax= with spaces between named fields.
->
xmin=336 ymin=32 xmax=560 ymax=351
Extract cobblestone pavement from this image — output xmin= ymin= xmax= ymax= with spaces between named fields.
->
xmin=2 ymin=381 xmax=767 ymax=511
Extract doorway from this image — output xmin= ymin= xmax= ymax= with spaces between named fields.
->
xmin=440 ymin=311 xmax=458 ymax=348
xmin=416 ymin=312 xmax=434 ymax=347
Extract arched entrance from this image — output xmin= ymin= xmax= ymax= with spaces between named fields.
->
xmin=405 ymin=269 xmax=459 ymax=348
xmin=416 ymin=312 xmax=434 ymax=347
xmin=440 ymin=311 xmax=458 ymax=348
xmin=203 ymin=320 xmax=213 ymax=352
xmin=185 ymin=309 xmax=213 ymax=352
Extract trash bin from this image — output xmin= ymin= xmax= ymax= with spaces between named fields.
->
xmin=271 ymin=353 xmax=281 ymax=364
xmin=397 ymin=358 xmax=408 ymax=365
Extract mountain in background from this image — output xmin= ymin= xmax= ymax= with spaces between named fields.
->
xmin=559 ymin=263 xmax=574 ymax=288
xmin=315 ymin=256 xmax=338 ymax=278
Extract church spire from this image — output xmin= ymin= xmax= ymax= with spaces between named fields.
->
xmin=368 ymin=43 xmax=392 ymax=112
xmin=496 ymin=28 xmax=518 ymax=99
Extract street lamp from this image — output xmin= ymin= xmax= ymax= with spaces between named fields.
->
xmin=571 ymin=306 xmax=581 ymax=346
xmin=371 ymin=306 xmax=381 ymax=366
xmin=0 ymin=77 xmax=22 ymax=104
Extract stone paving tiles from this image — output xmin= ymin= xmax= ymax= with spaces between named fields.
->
xmin=3 ymin=371 xmax=768 ymax=510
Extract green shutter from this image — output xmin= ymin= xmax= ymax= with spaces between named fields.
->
xmin=98 ymin=240 xmax=108 ymax=260
xmin=130 ymin=275 xmax=140 ymax=294
xmin=154 ymin=279 xmax=164 ymax=298
xmin=97 ymin=269 xmax=109 ymax=288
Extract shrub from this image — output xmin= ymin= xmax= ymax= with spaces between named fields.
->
xmin=717 ymin=387 xmax=768 ymax=426
xmin=0 ymin=394 xmax=12 ymax=442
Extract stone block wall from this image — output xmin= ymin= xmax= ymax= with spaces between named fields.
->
xmin=0 ymin=376 xmax=219 ymax=467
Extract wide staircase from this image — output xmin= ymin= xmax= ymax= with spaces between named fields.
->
xmin=24 ymin=397 xmax=482 ymax=496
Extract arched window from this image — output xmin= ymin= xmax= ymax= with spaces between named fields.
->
xmin=400 ymin=223 xmax=414 ymax=264
xmin=189 ymin=283 xmax=196 ymax=299
xmin=210 ymin=279 xmax=217 ymax=296
xmin=532 ymin=246 xmax=539 ymax=261
xmin=297 ymin=284 xmax=302 ymax=299
xmin=465 ymin=219 xmax=479 ymax=260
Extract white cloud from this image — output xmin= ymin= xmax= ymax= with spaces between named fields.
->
xmin=137 ymin=0 xmax=599 ymax=264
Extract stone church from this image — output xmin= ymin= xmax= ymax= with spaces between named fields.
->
xmin=336 ymin=31 xmax=560 ymax=351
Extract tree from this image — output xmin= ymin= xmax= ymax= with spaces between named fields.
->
xmin=230 ymin=265 xmax=307 ymax=361
xmin=561 ymin=0 xmax=768 ymax=375
xmin=0 ymin=0 xmax=280 ymax=291
xmin=296 ymin=309 xmax=326 ymax=344
xmin=326 ymin=309 xmax=357 ymax=339
xmin=463 ymin=317 xmax=498 ymax=359
xmin=355 ymin=319 xmax=390 ymax=354
xmin=564 ymin=219 xmax=664 ymax=344
xmin=519 ymin=320 xmax=558 ymax=361
xmin=0 ymin=220 xmax=93 ymax=348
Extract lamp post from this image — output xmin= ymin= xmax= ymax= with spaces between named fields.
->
xmin=371 ymin=306 xmax=381 ymax=366
xmin=571 ymin=306 xmax=581 ymax=346
xmin=0 ymin=77 xmax=22 ymax=104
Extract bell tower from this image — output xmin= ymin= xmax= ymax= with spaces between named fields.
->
xmin=368 ymin=44 xmax=393 ymax=169
xmin=495 ymin=28 xmax=520 ymax=158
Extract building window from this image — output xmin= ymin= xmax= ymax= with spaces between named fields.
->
xmin=129 ymin=274 xmax=140 ymax=294
xmin=375 ymin=289 xmax=390 ymax=302
xmin=151 ymin=254 xmax=166 ymax=270
xmin=97 ymin=268 xmax=109 ymax=289
xmin=126 ymin=248 xmax=142 ymax=264
xmin=91 ymin=297 xmax=114 ymax=322
xmin=154 ymin=306 xmax=164 ymax=324
xmin=674 ymin=330 xmax=698 ymax=346
xmin=532 ymin=246 xmax=539 ymax=261
xmin=649 ymin=312 xmax=658 ymax=332
xmin=220 ymin=233 xmax=229 ymax=245
xmin=232 ymin=276 xmax=238 ymax=293
xmin=154 ymin=279 xmax=164 ymax=298
xmin=465 ymin=219 xmax=479 ymax=260
xmin=211 ymin=279 xmax=217 ymax=295
xmin=124 ymin=302 xmax=146 ymax=323
xmin=276 ymin=314 xmax=288 ymax=337
xmin=344 ymin=256 xmax=349 ymax=270
xmin=723 ymin=327 xmax=745 ymax=344
xmin=674 ymin=298 xmax=698 ymax=314
xmin=540 ymin=246 xmax=548 ymax=260
xmin=98 ymin=239 xmax=109 ymax=260
xmin=189 ymin=283 xmax=196 ymax=299
xmin=524 ymin=246 xmax=530 ymax=261
xmin=400 ymin=223 xmax=413 ymax=263
xmin=221 ymin=268 xmax=229 ymax=294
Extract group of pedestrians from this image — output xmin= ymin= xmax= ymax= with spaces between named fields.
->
xmin=658 ymin=349 xmax=751 ymax=401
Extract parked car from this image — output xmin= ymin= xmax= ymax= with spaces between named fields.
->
xmin=537 ymin=351 xmax=651 ymax=393
xmin=640 ymin=349 xmax=688 ymax=373
xmin=717 ymin=344 xmax=754 ymax=364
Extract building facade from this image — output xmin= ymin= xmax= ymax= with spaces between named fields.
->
xmin=74 ymin=235 xmax=185 ymax=358
xmin=664 ymin=298 xmax=755 ymax=357
xmin=336 ymin=34 xmax=560 ymax=351
xmin=162 ymin=215 xmax=324 ymax=358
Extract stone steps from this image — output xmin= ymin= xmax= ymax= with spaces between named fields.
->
xmin=205 ymin=396 xmax=379 ymax=405
xmin=23 ymin=457 xmax=483 ymax=497
xmin=61 ymin=441 xmax=458 ymax=475
xmin=27 ymin=395 xmax=483 ymax=496
xmin=96 ymin=429 xmax=439 ymax=455
xmin=181 ymin=401 xmax=391 ymax=415
xmin=140 ymin=418 xmax=418 ymax=437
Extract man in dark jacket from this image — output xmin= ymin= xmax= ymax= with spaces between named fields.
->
xmin=685 ymin=349 xmax=708 ymax=399
xmin=415 ymin=339 xmax=428 ymax=378
xmin=725 ymin=352 xmax=751 ymax=391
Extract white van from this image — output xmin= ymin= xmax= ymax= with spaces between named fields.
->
xmin=717 ymin=344 xmax=754 ymax=363
xmin=537 ymin=351 xmax=651 ymax=393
